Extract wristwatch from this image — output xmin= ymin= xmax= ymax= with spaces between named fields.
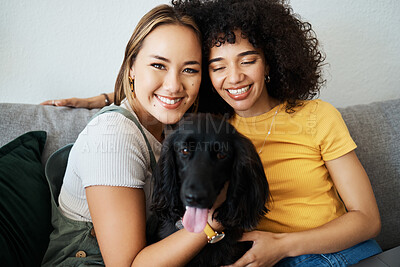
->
xmin=175 ymin=219 xmax=225 ymax=244
xmin=203 ymin=222 xmax=225 ymax=244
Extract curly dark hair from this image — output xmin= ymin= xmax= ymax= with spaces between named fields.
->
xmin=173 ymin=0 xmax=326 ymax=115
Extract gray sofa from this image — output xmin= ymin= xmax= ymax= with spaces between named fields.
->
xmin=0 ymin=99 xmax=399 ymax=262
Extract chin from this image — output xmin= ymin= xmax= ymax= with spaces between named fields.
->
xmin=158 ymin=113 xmax=184 ymax=125
xmin=228 ymin=102 xmax=252 ymax=113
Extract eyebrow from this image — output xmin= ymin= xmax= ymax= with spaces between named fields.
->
xmin=208 ymin=50 xmax=260 ymax=64
xmin=151 ymin=55 xmax=200 ymax=66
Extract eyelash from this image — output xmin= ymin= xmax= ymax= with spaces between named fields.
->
xmin=151 ymin=64 xmax=199 ymax=74
xmin=242 ymin=59 xmax=257 ymax=65
xmin=183 ymin=68 xmax=199 ymax=74
xmin=151 ymin=63 xmax=165 ymax=70
xmin=212 ymin=67 xmax=225 ymax=72
xmin=211 ymin=59 xmax=257 ymax=72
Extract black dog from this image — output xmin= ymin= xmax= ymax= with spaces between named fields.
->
xmin=147 ymin=113 xmax=270 ymax=266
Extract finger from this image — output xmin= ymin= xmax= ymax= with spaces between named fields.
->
xmin=54 ymin=99 xmax=69 ymax=107
xmin=39 ymin=100 xmax=54 ymax=106
xmin=54 ymin=99 xmax=73 ymax=107
xmin=238 ymin=231 xmax=258 ymax=242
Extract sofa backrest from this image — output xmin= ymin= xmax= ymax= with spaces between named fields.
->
xmin=338 ymin=99 xmax=400 ymax=251
xmin=0 ymin=99 xmax=399 ymax=251
xmin=0 ymin=103 xmax=99 ymax=165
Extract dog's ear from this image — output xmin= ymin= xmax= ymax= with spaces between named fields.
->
xmin=216 ymin=133 xmax=270 ymax=230
xmin=151 ymin=134 xmax=183 ymax=220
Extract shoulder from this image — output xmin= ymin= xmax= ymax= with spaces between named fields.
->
xmin=73 ymin=110 xmax=150 ymax=159
xmin=296 ymin=99 xmax=339 ymax=115
xmin=88 ymin=110 xmax=140 ymax=133
xmin=290 ymin=100 xmax=343 ymax=125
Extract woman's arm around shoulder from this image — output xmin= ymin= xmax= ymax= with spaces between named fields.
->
xmin=40 ymin=92 xmax=114 ymax=109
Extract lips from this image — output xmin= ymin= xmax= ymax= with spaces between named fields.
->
xmin=156 ymin=95 xmax=183 ymax=109
xmin=225 ymin=84 xmax=252 ymax=100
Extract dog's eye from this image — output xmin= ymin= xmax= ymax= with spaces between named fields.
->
xmin=180 ymin=148 xmax=190 ymax=156
xmin=216 ymin=152 xmax=227 ymax=160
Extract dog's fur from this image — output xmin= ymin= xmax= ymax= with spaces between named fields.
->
xmin=147 ymin=113 xmax=270 ymax=266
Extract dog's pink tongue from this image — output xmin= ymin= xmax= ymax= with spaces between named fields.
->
xmin=182 ymin=207 xmax=208 ymax=233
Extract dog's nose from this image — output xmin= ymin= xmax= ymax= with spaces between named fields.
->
xmin=185 ymin=192 xmax=206 ymax=206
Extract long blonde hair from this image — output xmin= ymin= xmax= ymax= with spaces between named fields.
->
xmin=114 ymin=4 xmax=201 ymax=107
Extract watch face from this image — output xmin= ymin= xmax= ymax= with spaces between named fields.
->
xmin=209 ymin=232 xmax=225 ymax=244
xmin=175 ymin=219 xmax=184 ymax=230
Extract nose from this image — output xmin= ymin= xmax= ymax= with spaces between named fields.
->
xmin=227 ymin=65 xmax=244 ymax=84
xmin=163 ymin=71 xmax=182 ymax=93
xmin=184 ymin=191 xmax=207 ymax=207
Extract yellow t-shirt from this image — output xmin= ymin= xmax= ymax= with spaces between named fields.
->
xmin=229 ymin=100 xmax=357 ymax=233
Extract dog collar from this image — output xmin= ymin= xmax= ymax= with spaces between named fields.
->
xmin=204 ymin=223 xmax=225 ymax=244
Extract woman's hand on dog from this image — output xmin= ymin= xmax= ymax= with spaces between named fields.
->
xmin=221 ymin=230 xmax=289 ymax=267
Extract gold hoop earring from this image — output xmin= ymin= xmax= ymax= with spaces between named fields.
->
xmin=129 ymin=76 xmax=135 ymax=97
xmin=265 ymin=75 xmax=271 ymax=84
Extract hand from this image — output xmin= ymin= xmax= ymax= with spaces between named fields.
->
xmin=40 ymin=97 xmax=92 ymax=108
xmin=222 ymin=231 xmax=289 ymax=267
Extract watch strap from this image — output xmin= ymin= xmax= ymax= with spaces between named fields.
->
xmin=204 ymin=222 xmax=225 ymax=244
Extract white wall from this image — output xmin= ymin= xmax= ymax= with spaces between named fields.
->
xmin=1 ymin=0 xmax=399 ymax=108
xmin=290 ymin=0 xmax=400 ymax=107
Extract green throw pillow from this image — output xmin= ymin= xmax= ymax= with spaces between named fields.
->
xmin=0 ymin=131 xmax=52 ymax=267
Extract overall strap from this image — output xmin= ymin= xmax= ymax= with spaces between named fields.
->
xmin=90 ymin=106 xmax=157 ymax=173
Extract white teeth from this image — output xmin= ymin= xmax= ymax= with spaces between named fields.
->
xmin=227 ymin=85 xmax=250 ymax=95
xmin=157 ymin=96 xmax=182 ymax=105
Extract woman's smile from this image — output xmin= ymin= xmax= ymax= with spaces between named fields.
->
xmin=156 ymin=94 xmax=184 ymax=109
xmin=225 ymin=84 xmax=253 ymax=100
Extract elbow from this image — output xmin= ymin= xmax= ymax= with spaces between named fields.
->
xmin=365 ymin=209 xmax=381 ymax=239
xmin=371 ymin=215 xmax=381 ymax=238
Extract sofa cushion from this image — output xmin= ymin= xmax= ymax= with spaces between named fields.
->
xmin=0 ymin=131 xmax=52 ymax=267
xmin=339 ymin=99 xmax=400 ymax=251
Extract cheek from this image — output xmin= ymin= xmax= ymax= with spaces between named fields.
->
xmin=185 ymin=76 xmax=201 ymax=95
xmin=209 ymin=72 xmax=224 ymax=89
xmin=136 ymin=71 xmax=162 ymax=91
xmin=254 ymin=66 xmax=266 ymax=83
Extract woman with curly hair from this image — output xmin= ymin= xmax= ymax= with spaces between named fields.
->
xmin=42 ymin=0 xmax=382 ymax=266
xmin=176 ymin=0 xmax=382 ymax=266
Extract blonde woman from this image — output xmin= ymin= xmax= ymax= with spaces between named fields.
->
xmin=42 ymin=4 xmax=221 ymax=267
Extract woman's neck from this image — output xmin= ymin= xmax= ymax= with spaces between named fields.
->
xmin=235 ymin=89 xmax=280 ymax=118
xmin=143 ymin=122 xmax=164 ymax=142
